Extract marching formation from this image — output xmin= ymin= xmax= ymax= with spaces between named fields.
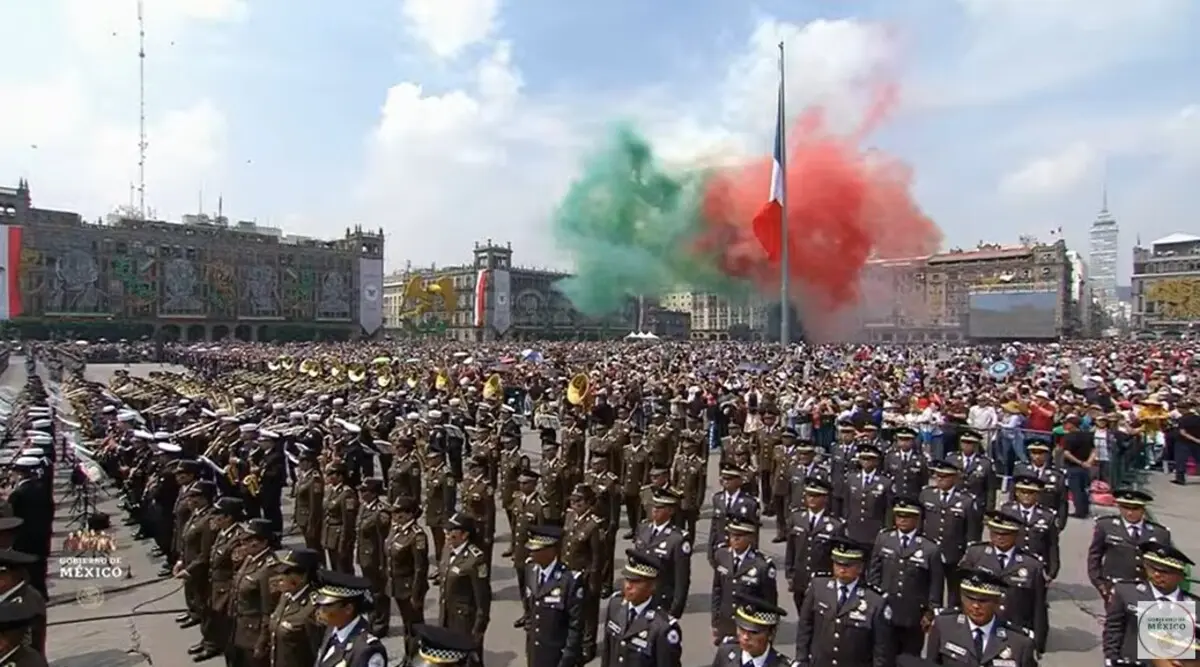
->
xmin=9 ymin=338 xmax=1200 ymax=667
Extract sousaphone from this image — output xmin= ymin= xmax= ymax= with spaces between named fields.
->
xmin=483 ymin=374 xmax=503 ymax=401
xmin=299 ymin=358 xmax=321 ymax=378
xmin=376 ymin=366 xmax=394 ymax=389
xmin=347 ymin=362 xmax=367 ymax=384
xmin=567 ymin=373 xmax=590 ymax=406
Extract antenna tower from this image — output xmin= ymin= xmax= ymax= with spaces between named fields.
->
xmin=137 ymin=0 xmax=147 ymax=220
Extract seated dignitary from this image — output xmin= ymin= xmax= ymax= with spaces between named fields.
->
xmin=411 ymin=624 xmax=478 ymax=667
xmin=313 ymin=571 xmax=388 ymax=667
xmin=1103 ymin=542 xmax=1199 ymax=665
xmin=710 ymin=592 xmax=796 ymax=667
xmin=795 ymin=537 xmax=892 ymax=667
xmin=0 ymin=592 xmax=47 ymax=667
xmin=600 ymin=549 xmax=682 ymax=667
xmin=926 ymin=569 xmax=1038 ymax=667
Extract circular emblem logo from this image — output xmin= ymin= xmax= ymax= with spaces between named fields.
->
xmin=76 ymin=585 xmax=105 ymax=610
xmin=364 ymin=284 xmax=380 ymax=302
xmin=1138 ymin=600 xmax=1197 ymax=659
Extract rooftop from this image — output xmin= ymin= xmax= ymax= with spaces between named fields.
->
xmin=1152 ymin=233 xmax=1200 ymax=246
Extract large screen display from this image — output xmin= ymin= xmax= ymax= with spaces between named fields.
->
xmin=967 ymin=290 xmax=1059 ymax=339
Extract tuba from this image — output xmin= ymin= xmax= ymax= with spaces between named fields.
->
xmin=280 ymin=356 xmax=295 ymax=372
xmin=435 ymin=371 xmax=450 ymax=391
xmin=300 ymin=358 xmax=321 ymax=378
xmin=347 ymin=363 xmax=367 ymax=384
xmin=328 ymin=359 xmax=346 ymax=380
xmin=376 ymin=365 xmax=394 ymax=389
xmin=267 ymin=358 xmax=282 ymax=371
xmin=567 ymin=373 xmax=590 ymax=406
xmin=483 ymin=374 xmax=503 ymax=401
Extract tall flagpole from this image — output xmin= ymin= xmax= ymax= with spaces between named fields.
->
xmin=777 ymin=42 xmax=790 ymax=346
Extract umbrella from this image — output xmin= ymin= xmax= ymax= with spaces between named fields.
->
xmin=520 ymin=349 xmax=545 ymax=363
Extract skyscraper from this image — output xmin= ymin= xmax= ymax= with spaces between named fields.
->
xmin=1088 ymin=192 xmax=1119 ymax=312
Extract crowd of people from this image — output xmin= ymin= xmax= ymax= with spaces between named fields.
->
xmin=8 ymin=337 xmax=1200 ymax=667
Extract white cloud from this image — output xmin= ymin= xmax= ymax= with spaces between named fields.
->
xmin=401 ymin=0 xmax=501 ymax=60
xmin=1000 ymin=143 xmax=1098 ymax=198
xmin=0 ymin=0 xmax=238 ymax=222
xmin=361 ymin=15 xmax=896 ymax=269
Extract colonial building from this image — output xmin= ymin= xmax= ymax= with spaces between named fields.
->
xmin=383 ymin=240 xmax=689 ymax=341
xmin=859 ymin=239 xmax=1074 ymax=342
xmin=0 ymin=180 xmax=383 ymax=342
xmin=1132 ymin=233 xmax=1200 ymax=334
xmin=659 ymin=291 xmax=767 ymax=340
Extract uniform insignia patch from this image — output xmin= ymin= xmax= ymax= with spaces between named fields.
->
xmin=883 ymin=605 xmax=892 ymax=621
xmin=767 ymin=565 xmax=776 ymax=578
xmin=576 ymin=586 xmax=584 ymax=599
xmin=667 ymin=629 xmax=680 ymax=644
xmin=825 ymin=524 xmax=833 ymax=532
xmin=681 ymin=541 xmax=691 ymax=555
xmin=1000 ymin=647 xmax=1012 ymax=659
xmin=477 ymin=564 xmax=489 ymax=578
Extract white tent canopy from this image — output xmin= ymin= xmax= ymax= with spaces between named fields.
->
xmin=624 ymin=331 xmax=661 ymax=341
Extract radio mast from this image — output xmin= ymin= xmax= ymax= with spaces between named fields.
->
xmin=137 ymin=0 xmax=147 ymax=220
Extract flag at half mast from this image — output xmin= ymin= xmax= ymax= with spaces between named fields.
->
xmin=751 ymin=73 xmax=785 ymax=262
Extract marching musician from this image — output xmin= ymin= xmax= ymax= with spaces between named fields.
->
xmin=255 ymin=430 xmax=287 ymax=535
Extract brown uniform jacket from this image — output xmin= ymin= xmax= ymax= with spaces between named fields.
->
xmin=321 ymin=484 xmax=358 ymax=551
xmin=269 ymin=585 xmax=322 ymax=667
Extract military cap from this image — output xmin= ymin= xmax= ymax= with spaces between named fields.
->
xmin=259 ymin=429 xmax=279 ymax=439
xmin=27 ymin=434 xmax=51 ymax=446
xmin=894 ymin=426 xmax=917 ymax=439
xmin=0 ymin=518 xmax=22 ymax=533
xmin=1115 ymin=488 xmax=1154 ymax=506
xmin=517 ymin=469 xmax=539 ymax=483
xmin=314 ymin=570 xmax=372 ymax=606
xmin=243 ymin=518 xmax=273 ymax=540
xmin=891 ymin=495 xmax=923 ymax=516
xmin=274 ymin=548 xmax=321 ymax=573
xmin=153 ymin=431 xmax=172 ymax=441
xmin=984 ymin=509 xmax=1024 ymax=533
xmin=527 ymin=525 xmax=562 ymax=551
xmin=0 ymin=550 xmax=36 ymax=570
xmin=156 ymin=442 xmax=182 ymax=455
xmin=18 ymin=449 xmax=43 ymax=459
xmin=860 ymin=424 xmax=879 ymax=433
xmin=804 ymin=477 xmax=832 ymax=495
xmin=829 ymin=537 xmax=869 ymax=564
xmin=445 ymin=513 xmax=475 ymax=533
xmin=1141 ymin=542 xmax=1195 ymax=573
xmin=12 ymin=457 xmax=41 ymax=469
xmin=719 ymin=467 xmax=744 ymax=479
xmin=733 ymin=591 xmax=788 ymax=632
xmin=1026 ymin=441 xmax=1052 ymax=453
xmin=0 ymin=591 xmax=44 ymax=632
xmin=796 ymin=440 xmax=817 ymax=452
xmin=960 ymin=429 xmax=983 ymax=443
xmin=649 ymin=467 xmax=670 ymax=477
xmin=837 ymin=422 xmax=857 ymax=431
xmin=325 ymin=462 xmax=347 ymax=476
xmin=622 ymin=549 xmax=662 ymax=580
xmin=1011 ymin=474 xmax=1044 ymax=492
xmin=958 ymin=568 xmax=1006 ymax=599
xmin=186 ymin=480 xmax=217 ymax=498
xmin=726 ymin=513 xmax=760 ymax=534
xmin=855 ymin=443 xmax=882 ymax=459
xmin=929 ymin=458 xmax=960 ymax=475
xmin=651 ymin=487 xmax=682 ymax=507
xmin=360 ymin=478 xmax=385 ymax=494
xmin=392 ymin=497 xmax=421 ymax=516
xmin=782 ymin=427 xmax=798 ymax=438
xmin=570 ymin=483 xmax=595 ymax=501
xmin=238 ymin=423 xmax=258 ymax=434
xmin=214 ymin=497 xmax=245 ymax=516
xmin=415 ymin=623 xmax=475 ymax=665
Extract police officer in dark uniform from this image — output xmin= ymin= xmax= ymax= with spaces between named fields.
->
xmin=785 ymin=477 xmax=845 ymax=616
xmin=926 ymin=568 xmax=1038 ymax=667
xmin=599 ymin=550 xmax=683 ymax=667
xmin=522 ymin=525 xmax=585 ymax=667
xmin=920 ymin=459 xmax=982 ymax=605
xmin=1087 ymin=488 xmax=1172 ymax=602
xmin=711 ymin=514 xmax=778 ymax=643
xmin=312 ymin=571 xmax=388 ymax=667
xmin=1013 ymin=443 xmax=1069 ymax=531
xmin=868 ymin=495 xmax=945 ymax=657
xmin=958 ymin=510 xmax=1048 ymax=655
xmin=710 ymin=592 xmax=797 ymax=667
xmin=842 ymin=444 xmax=892 ymax=561
xmin=999 ymin=475 xmax=1060 ymax=581
xmin=709 ymin=468 xmax=761 ymax=564
xmin=0 ymin=593 xmax=48 ymax=667
xmin=633 ymin=488 xmax=691 ymax=618
xmin=883 ymin=428 xmax=929 ymax=498
xmin=795 ymin=537 xmax=893 ymax=667
xmin=949 ymin=430 xmax=998 ymax=512
xmin=1103 ymin=542 xmax=1199 ymax=664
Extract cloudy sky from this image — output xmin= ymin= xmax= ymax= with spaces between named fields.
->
xmin=2 ymin=0 xmax=1197 ymax=280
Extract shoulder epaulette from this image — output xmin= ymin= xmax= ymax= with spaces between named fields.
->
xmin=862 ymin=582 xmax=886 ymax=596
xmin=467 ymin=544 xmax=483 ymax=556
xmin=1005 ymin=622 xmax=1034 ymax=638
xmin=936 ymin=607 xmax=962 ymax=616
xmin=1098 ymin=515 xmax=1121 ymax=525
xmin=609 ymin=590 xmax=623 ymax=601
xmin=967 ymin=540 xmax=989 ymax=548
xmin=640 ymin=484 xmax=655 ymax=491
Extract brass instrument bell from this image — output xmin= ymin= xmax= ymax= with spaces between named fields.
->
xmin=567 ymin=373 xmax=590 ymax=406
xmin=347 ymin=362 xmax=367 ymax=384
xmin=483 ymin=373 xmax=503 ymax=400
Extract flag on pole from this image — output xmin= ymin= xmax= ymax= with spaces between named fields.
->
xmin=752 ymin=76 xmax=785 ymax=262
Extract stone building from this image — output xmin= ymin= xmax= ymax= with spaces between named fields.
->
xmin=0 ymin=180 xmax=383 ymax=341
xmin=1132 ymin=233 xmax=1200 ymax=335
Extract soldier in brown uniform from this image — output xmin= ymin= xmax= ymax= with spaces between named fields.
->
xmin=564 ymin=484 xmax=606 ymax=661
xmin=229 ymin=519 xmax=278 ymax=667
xmin=355 ymin=478 xmax=390 ymax=635
xmin=438 ymin=514 xmax=492 ymax=666
xmin=497 ymin=436 xmax=526 ymax=557
xmin=292 ymin=449 xmax=324 ymax=556
xmin=539 ymin=436 xmax=568 ymax=525
xmin=385 ymin=498 xmax=430 ymax=664
xmin=174 ymin=480 xmax=216 ymax=634
xmin=755 ymin=411 xmax=784 ymax=505
xmin=647 ymin=409 xmax=674 ymax=466
xmin=321 ymin=463 xmax=359 ymax=574
xmin=562 ymin=414 xmax=587 ymax=472
xmin=769 ymin=430 xmax=803 ymax=543
xmin=720 ymin=423 xmax=755 ymax=470
xmin=386 ymin=436 xmax=421 ymax=504
xmin=671 ymin=439 xmax=706 ymax=538
xmin=423 ymin=446 xmax=457 ymax=572
xmin=266 ymin=548 xmax=322 ymax=667
xmin=511 ymin=470 xmax=547 ymax=629
xmin=461 ymin=455 xmax=497 ymax=566
xmin=197 ymin=497 xmax=246 ymax=663
xmin=621 ymin=430 xmax=652 ymax=537
xmin=172 ymin=460 xmax=201 ymax=570
xmin=584 ymin=449 xmax=621 ymax=596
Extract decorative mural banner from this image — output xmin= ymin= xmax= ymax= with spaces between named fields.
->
xmin=493 ymin=269 xmax=512 ymax=335
xmin=1147 ymin=278 xmax=1200 ymax=320
xmin=49 ymin=246 xmax=107 ymax=314
xmin=160 ymin=258 xmax=204 ymax=316
xmin=240 ymin=263 xmax=281 ymax=317
xmin=205 ymin=261 xmax=238 ymax=318
xmin=111 ymin=245 xmax=157 ymax=317
xmin=0 ymin=225 xmax=23 ymax=320
xmin=358 ymin=258 xmax=384 ymax=334
xmin=318 ymin=269 xmax=353 ymax=320
xmin=282 ymin=267 xmax=317 ymax=319
xmin=474 ymin=269 xmax=488 ymax=327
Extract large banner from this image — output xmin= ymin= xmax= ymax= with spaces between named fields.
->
xmin=474 ymin=270 xmax=488 ymax=327
xmin=967 ymin=290 xmax=1058 ymax=339
xmin=0 ymin=225 xmax=23 ymax=320
xmin=493 ymin=269 xmax=511 ymax=335
xmin=358 ymin=258 xmax=384 ymax=334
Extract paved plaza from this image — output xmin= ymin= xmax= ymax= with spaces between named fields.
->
xmin=9 ymin=362 xmax=1192 ymax=667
